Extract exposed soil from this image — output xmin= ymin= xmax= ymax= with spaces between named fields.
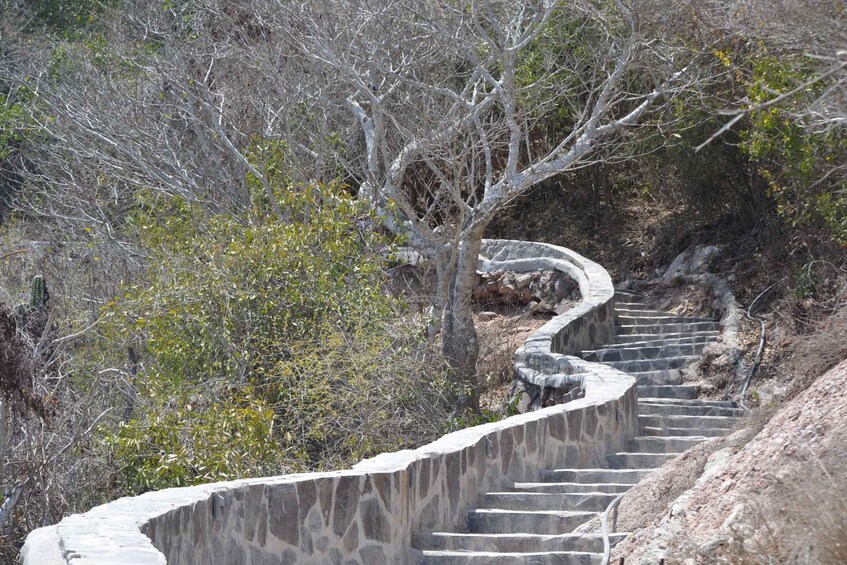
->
xmin=475 ymin=309 xmax=549 ymax=412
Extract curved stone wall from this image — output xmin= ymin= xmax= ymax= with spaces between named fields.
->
xmin=21 ymin=240 xmax=638 ymax=565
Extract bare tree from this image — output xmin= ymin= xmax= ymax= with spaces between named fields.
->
xmin=5 ymin=0 xmax=698 ymax=410
xmin=279 ymin=0 xmax=694 ymax=409
xmin=4 ymin=0 xmax=291 ymax=241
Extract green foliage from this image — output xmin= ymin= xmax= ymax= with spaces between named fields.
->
xmin=99 ymin=142 xmax=451 ymax=492
xmin=115 ymin=182 xmax=390 ymax=386
xmin=443 ymin=408 xmax=501 ymax=434
xmin=260 ymin=323 xmax=454 ymax=469
xmin=740 ymin=51 xmax=847 ymax=243
xmin=106 ymin=387 xmax=278 ymax=493
xmin=29 ymin=0 xmax=111 ymax=32
xmin=515 ymin=9 xmax=610 ymax=136
xmin=0 ymin=94 xmax=29 ymax=161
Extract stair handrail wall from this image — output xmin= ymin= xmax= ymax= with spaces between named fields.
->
xmin=21 ymin=239 xmax=639 ymax=565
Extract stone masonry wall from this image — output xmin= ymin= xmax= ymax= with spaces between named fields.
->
xmin=21 ymin=239 xmax=637 ymax=565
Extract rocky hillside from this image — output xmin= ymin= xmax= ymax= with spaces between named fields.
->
xmin=580 ymin=358 xmax=847 ymax=563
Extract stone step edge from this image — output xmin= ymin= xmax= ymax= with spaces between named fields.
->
xmin=605 ymin=355 xmax=698 ymax=365
xmin=509 ymin=482 xmax=637 ymax=489
xmin=616 ymin=315 xmax=717 ymax=323
xmin=641 ymin=426 xmax=732 ymax=435
xmin=615 ymin=322 xmax=720 ymax=335
xmin=638 ymin=402 xmax=744 ymax=412
xmin=469 ymin=509 xmax=597 ymax=516
xmin=630 ymin=435 xmax=712 ymax=442
xmin=590 ymin=335 xmax=716 ymax=348
xmin=419 ymin=550 xmax=606 ymax=557
xmin=606 ymin=453 xmax=680 ymax=465
xmin=610 ymin=331 xmax=719 ymax=342
xmin=638 ymin=397 xmax=738 ymax=407
xmin=543 ymin=467 xmax=657 ymax=473
xmin=585 ymin=345 xmax=709 ymax=357
xmin=482 ymin=491 xmax=621 ymax=498
xmin=416 ymin=532 xmax=631 ymax=540
xmin=638 ymin=414 xmax=741 ymax=421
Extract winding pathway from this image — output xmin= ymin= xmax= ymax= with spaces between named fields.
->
xmin=413 ymin=291 xmax=743 ymax=564
xmin=21 ymin=240 xmax=741 ymax=565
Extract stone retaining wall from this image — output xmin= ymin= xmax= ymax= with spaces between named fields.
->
xmin=21 ymin=240 xmax=637 ymax=565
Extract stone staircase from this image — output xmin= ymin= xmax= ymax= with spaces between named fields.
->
xmin=413 ymin=291 xmax=743 ymax=564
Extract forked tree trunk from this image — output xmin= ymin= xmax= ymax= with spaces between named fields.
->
xmin=440 ymin=230 xmax=483 ymax=412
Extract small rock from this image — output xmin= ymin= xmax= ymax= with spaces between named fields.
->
xmin=478 ymin=311 xmax=498 ymax=322
xmin=554 ymin=299 xmax=574 ymax=315
xmin=497 ymin=280 xmax=517 ymax=296
xmin=515 ymin=273 xmax=534 ymax=289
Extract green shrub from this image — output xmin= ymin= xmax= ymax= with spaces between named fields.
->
xmin=99 ymin=156 xmax=453 ymax=492
xmin=741 ymin=51 xmax=847 ymax=244
xmin=106 ymin=388 xmax=279 ymax=493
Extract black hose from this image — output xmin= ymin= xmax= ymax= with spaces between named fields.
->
xmin=739 ymin=280 xmax=783 ymax=410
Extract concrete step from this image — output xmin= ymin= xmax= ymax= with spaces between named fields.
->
xmin=606 ymin=452 xmax=677 ymax=469
xmin=615 ymin=301 xmax=662 ymax=311
xmin=413 ymin=532 xmax=628 ymax=553
xmin=616 ymin=321 xmax=720 ymax=335
xmin=615 ymin=305 xmax=662 ymax=314
xmin=631 ymin=369 xmax=683 ymax=386
xmin=508 ymin=482 xmax=634 ymax=494
xmin=615 ymin=307 xmax=679 ymax=316
xmin=639 ymin=397 xmax=738 ymax=408
xmin=599 ymin=334 xmax=718 ymax=349
xmin=637 ymin=385 xmax=698 ymax=399
xmin=583 ymin=342 xmax=707 ymax=363
xmin=641 ymin=426 xmax=729 ymax=438
xmin=542 ymin=468 xmax=653 ymax=484
xmin=417 ymin=549 xmax=604 ymax=564
xmin=467 ymin=509 xmax=596 ymax=535
xmin=612 ymin=331 xmax=719 ymax=344
xmin=605 ymin=356 xmax=696 ymax=373
xmin=639 ymin=414 xmax=738 ymax=430
xmin=639 ymin=402 xmax=744 ymax=417
xmin=616 ymin=314 xmax=717 ymax=326
xmin=627 ymin=435 xmax=710 ymax=454
xmin=480 ymin=492 xmax=618 ymax=512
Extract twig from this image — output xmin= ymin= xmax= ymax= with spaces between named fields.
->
xmin=0 ymin=484 xmax=24 ymax=530
xmin=0 ymin=249 xmax=28 ymax=261
xmin=50 ymin=316 xmax=103 ymax=346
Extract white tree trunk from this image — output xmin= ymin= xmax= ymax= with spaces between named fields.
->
xmin=440 ymin=229 xmax=484 ymax=411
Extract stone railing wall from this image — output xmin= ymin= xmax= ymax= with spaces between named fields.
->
xmin=21 ymin=239 xmax=638 ymax=565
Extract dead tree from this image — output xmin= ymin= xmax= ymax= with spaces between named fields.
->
xmin=282 ymin=0 xmax=697 ymax=409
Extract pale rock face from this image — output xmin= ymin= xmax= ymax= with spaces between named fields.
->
xmin=661 ymin=245 xmax=722 ymax=288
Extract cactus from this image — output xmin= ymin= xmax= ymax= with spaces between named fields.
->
xmin=29 ymin=275 xmax=47 ymax=310
xmin=14 ymin=302 xmax=27 ymax=318
xmin=15 ymin=276 xmax=48 ymax=322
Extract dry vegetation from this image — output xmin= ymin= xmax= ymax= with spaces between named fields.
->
xmin=0 ymin=0 xmax=843 ymax=559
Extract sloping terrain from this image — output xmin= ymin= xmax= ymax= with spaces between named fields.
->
xmin=606 ymin=359 xmax=847 ymax=563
